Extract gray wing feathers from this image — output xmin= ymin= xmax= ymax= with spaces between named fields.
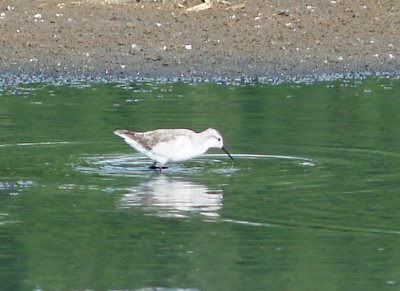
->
xmin=115 ymin=128 xmax=195 ymax=150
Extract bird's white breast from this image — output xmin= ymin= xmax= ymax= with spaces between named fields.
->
xmin=152 ymin=135 xmax=206 ymax=162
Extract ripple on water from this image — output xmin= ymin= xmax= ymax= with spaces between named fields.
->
xmin=77 ymin=153 xmax=313 ymax=178
xmin=77 ymin=153 xmax=313 ymax=219
xmin=0 ymin=213 xmax=18 ymax=226
xmin=0 ymin=180 xmax=33 ymax=196
xmin=77 ymin=154 xmax=230 ymax=177
xmin=0 ymin=141 xmax=74 ymax=148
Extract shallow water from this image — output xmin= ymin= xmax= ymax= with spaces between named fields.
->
xmin=1 ymin=78 xmax=400 ymax=290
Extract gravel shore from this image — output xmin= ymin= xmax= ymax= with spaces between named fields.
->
xmin=1 ymin=0 xmax=399 ymax=83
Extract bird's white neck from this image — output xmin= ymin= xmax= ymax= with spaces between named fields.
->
xmin=193 ymin=131 xmax=216 ymax=153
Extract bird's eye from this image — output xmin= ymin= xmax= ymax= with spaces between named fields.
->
xmin=218 ymin=138 xmax=221 ymax=142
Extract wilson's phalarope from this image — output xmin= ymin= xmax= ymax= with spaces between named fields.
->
xmin=114 ymin=128 xmax=234 ymax=170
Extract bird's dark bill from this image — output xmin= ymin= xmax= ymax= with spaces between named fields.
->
xmin=222 ymin=146 xmax=234 ymax=161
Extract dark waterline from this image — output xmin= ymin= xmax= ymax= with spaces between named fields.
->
xmin=1 ymin=70 xmax=400 ymax=88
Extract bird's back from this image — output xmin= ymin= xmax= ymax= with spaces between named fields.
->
xmin=115 ymin=128 xmax=196 ymax=156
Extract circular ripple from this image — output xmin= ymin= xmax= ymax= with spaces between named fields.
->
xmin=77 ymin=153 xmax=313 ymax=178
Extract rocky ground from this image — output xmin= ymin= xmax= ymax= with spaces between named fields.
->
xmin=0 ymin=0 xmax=399 ymax=83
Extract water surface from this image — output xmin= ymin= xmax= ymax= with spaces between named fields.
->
xmin=1 ymin=78 xmax=400 ymax=290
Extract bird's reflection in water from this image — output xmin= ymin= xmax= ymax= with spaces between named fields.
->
xmin=119 ymin=176 xmax=223 ymax=219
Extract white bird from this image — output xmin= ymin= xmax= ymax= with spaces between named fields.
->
xmin=114 ymin=128 xmax=234 ymax=170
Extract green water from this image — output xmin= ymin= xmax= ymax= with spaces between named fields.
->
xmin=1 ymin=78 xmax=400 ymax=290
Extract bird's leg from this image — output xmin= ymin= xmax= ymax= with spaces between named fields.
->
xmin=148 ymin=162 xmax=168 ymax=171
xmin=148 ymin=161 xmax=158 ymax=170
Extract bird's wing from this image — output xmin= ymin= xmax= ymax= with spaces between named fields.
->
xmin=141 ymin=129 xmax=194 ymax=149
